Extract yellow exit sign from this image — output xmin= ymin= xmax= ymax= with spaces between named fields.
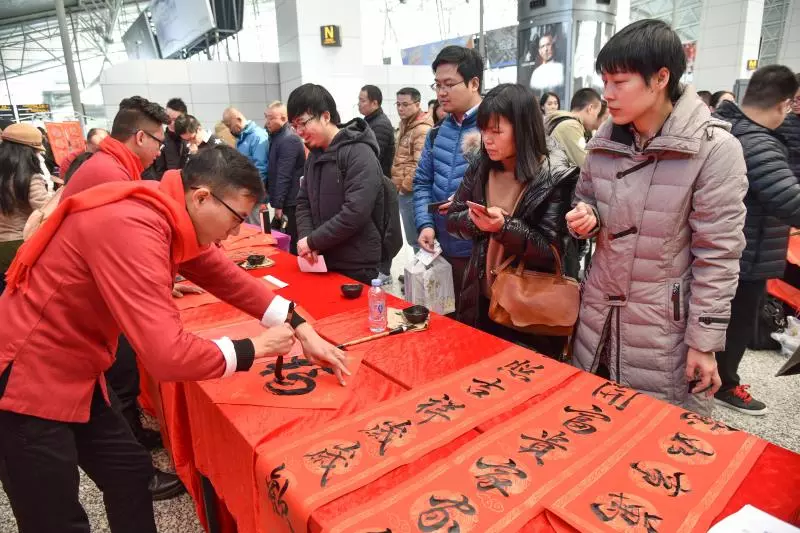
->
xmin=746 ymin=59 xmax=758 ymax=71
xmin=320 ymin=25 xmax=341 ymax=47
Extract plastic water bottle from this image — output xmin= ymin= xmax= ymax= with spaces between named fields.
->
xmin=368 ymin=279 xmax=388 ymax=333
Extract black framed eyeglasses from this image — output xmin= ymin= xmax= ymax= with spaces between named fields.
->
xmin=430 ymin=80 xmax=466 ymax=93
xmin=136 ymin=130 xmax=165 ymax=151
xmin=291 ymin=115 xmax=317 ymax=132
xmin=191 ymin=187 xmax=246 ymax=224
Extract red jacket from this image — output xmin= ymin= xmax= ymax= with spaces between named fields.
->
xmin=0 ymin=187 xmax=278 ymax=423
xmin=62 ymin=149 xmax=135 ymax=199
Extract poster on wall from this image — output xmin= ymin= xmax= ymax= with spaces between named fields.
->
xmin=572 ymin=21 xmax=615 ymax=96
xmin=518 ymin=23 xmax=569 ymax=105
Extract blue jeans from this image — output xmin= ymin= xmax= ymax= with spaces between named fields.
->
xmin=398 ymin=192 xmax=419 ymax=253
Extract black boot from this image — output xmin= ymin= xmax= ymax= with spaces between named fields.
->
xmin=149 ymin=469 xmax=186 ymax=501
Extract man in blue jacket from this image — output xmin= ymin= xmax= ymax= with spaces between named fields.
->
xmin=265 ymin=101 xmax=306 ymax=253
xmin=413 ymin=45 xmax=484 ymax=314
xmin=223 ymin=107 xmax=269 ymax=224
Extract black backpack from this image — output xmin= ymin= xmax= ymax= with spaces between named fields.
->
xmin=335 ymin=148 xmax=403 ymax=263
xmin=546 ymin=115 xmax=592 ymax=143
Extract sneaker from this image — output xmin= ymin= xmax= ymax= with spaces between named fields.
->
xmin=398 ymin=274 xmax=404 ymax=284
xmin=714 ymin=385 xmax=767 ymax=416
xmin=377 ymin=272 xmax=393 ymax=286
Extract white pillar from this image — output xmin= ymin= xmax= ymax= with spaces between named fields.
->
xmin=694 ymin=0 xmax=764 ymax=91
xmin=275 ymin=0 xmax=364 ymax=120
xmin=778 ymin=0 xmax=800 ymax=71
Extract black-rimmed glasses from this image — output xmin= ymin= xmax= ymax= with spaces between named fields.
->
xmin=191 ymin=187 xmax=246 ymax=224
xmin=135 ymin=130 xmax=165 ymax=151
xmin=291 ymin=115 xmax=317 ymax=132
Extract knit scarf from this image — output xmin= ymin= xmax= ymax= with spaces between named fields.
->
xmin=5 ymin=170 xmax=201 ymax=293
xmin=98 ymin=135 xmax=145 ymax=180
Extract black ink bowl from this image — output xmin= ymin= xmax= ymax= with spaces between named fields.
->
xmin=402 ymin=305 xmax=429 ymax=324
xmin=340 ymin=283 xmax=363 ymax=299
xmin=247 ymin=254 xmax=265 ymax=266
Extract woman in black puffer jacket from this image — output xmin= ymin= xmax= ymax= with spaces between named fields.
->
xmin=446 ymin=83 xmax=579 ymax=358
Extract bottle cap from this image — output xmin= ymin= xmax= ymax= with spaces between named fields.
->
xmin=371 ymin=279 xmax=382 ymax=287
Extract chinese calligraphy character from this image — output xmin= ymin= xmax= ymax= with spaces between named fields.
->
xmin=679 ymin=412 xmax=738 ymax=434
xmin=519 ymin=430 xmax=569 ymax=466
xmin=473 ymin=457 xmax=528 ymax=497
xmin=304 ymin=442 xmax=361 ymax=487
xmin=466 ymin=377 xmax=505 ymax=399
xmin=630 ymin=462 xmax=690 ymax=497
xmin=590 ymin=492 xmax=662 ymax=532
xmin=418 ymin=494 xmax=476 ymax=532
xmin=360 ymin=420 xmax=412 ymax=456
xmin=260 ymin=356 xmax=334 ymax=396
xmin=592 ymin=381 xmax=641 ymax=411
xmin=666 ymin=433 xmax=715 ymax=457
xmin=266 ymin=463 xmax=295 ymax=532
xmin=562 ymin=405 xmax=611 ymax=435
xmin=497 ymin=359 xmax=544 ymax=382
xmin=416 ymin=394 xmax=465 ymax=425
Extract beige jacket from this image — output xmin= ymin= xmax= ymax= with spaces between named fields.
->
xmin=545 ymin=110 xmax=588 ymax=168
xmin=391 ymin=113 xmax=433 ymax=194
xmin=0 ymin=174 xmax=51 ymax=242
xmin=571 ymin=86 xmax=748 ymax=412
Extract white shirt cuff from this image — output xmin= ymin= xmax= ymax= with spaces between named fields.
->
xmin=261 ymin=295 xmax=291 ymax=327
xmin=212 ymin=336 xmax=238 ymax=378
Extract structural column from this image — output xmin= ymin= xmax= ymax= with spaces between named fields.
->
xmin=54 ymin=0 xmax=83 ymax=121
xmin=275 ymin=0 xmax=364 ymax=118
xmin=693 ymin=0 xmax=764 ymax=91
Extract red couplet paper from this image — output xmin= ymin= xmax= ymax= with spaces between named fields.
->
xmin=327 ymin=372 xmax=766 ymax=533
xmin=222 ymin=232 xmax=277 ymax=251
xmin=254 ymin=344 xmax=578 ymax=533
xmin=173 ymin=278 xmax=283 ymax=311
xmin=546 ymin=403 xmax=767 ymax=533
xmin=45 ymin=121 xmax=86 ymax=167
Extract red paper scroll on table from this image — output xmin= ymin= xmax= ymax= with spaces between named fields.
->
xmin=254 ymin=345 xmax=579 ymax=533
xmin=328 ymin=372 xmax=766 ymax=533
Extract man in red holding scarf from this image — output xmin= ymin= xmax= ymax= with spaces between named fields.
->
xmin=0 ymin=139 xmax=349 ymax=531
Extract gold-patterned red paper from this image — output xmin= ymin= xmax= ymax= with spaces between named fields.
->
xmin=325 ymin=373 xmax=667 ymax=533
xmin=255 ymin=345 xmax=579 ymax=533
xmin=546 ymin=402 xmax=767 ymax=533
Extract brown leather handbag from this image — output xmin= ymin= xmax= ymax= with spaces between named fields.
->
xmin=488 ymin=245 xmax=580 ymax=336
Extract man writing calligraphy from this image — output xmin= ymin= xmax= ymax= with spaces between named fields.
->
xmin=0 ymin=145 xmax=349 ymax=533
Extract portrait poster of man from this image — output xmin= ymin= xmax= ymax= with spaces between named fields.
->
xmin=518 ymin=23 xmax=568 ymax=104
xmin=572 ymin=21 xmax=615 ymax=95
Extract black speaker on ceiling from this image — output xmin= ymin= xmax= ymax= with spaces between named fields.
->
xmin=210 ymin=0 xmax=245 ymax=33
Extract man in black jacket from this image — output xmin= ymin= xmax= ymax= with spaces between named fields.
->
xmin=713 ymin=65 xmax=800 ymax=416
xmin=143 ymin=97 xmax=190 ymax=179
xmin=175 ymin=114 xmax=223 ymax=152
xmin=776 ymin=73 xmax=800 ymax=179
xmin=289 ymin=84 xmax=384 ymax=284
xmin=265 ymin=101 xmax=306 ymax=253
xmin=359 ymin=84 xmax=396 ymax=283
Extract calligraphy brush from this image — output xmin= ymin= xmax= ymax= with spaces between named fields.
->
xmin=274 ymin=356 xmax=285 ymax=382
xmin=334 ymin=324 xmax=412 ymax=350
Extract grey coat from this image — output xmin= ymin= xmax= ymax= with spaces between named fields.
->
xmin=571 ymin=86 xmax=748 ymax=410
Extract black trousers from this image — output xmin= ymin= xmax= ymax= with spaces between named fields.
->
xmin=715 ymin=279 xmax=767 ymax=392
xmin=0 ymin=386 xmax=156 ymax=533
xmin=283 ymin=205 xmax=299 ymax=255
xmin=337 ymin=267 xmax=379 ymax=286
xmin=444 ymin=255 xmax=470 ymax=319
xmin=105 ymin=335 xmax=142 ymax=434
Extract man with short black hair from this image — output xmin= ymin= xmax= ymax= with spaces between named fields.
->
xmin=712 ymin=65 xmax=800 ymax=415
xmin=359 ymin=84 xmax=395 ymax=177
xmin=86 ymin=127 xmax=108 ymax=153
xmin=174 ymin=114 xmax=223 ymax=153
xmin=143 ymin=97 xmax=190 ymax=179
xmin=697 ymin=90 xmax=713 ymax=111
xmin=545 ymin=87 xmax=603 ymax=167
xmin=566 ymin=19 xmax=748 ymax=414
xmin=264 ymin=101 xmax=305 ymax=253
xmin=391 ymin=87 xmax=432 ymax=252
xmin=290 ymin=83 xmax=385 ymax=284
xmin=413 ymin=45 xmax=484 ymax=314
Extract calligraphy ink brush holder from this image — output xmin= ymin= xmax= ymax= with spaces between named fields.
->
xmin=402 ymin=305 xmax=429 ymax=325
xmin=340 ymin=283 xmax=363 ymax=299
xmin=247 ymin=254 xmax=266 ymax=266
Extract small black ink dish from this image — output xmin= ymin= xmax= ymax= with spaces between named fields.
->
xmin=402 ymin=305 xmax=429 ymax=325
xmin=247 ymin=254 xmax=265 ymax=266
xmin=340 ymin=283 xmax=363 ymax=299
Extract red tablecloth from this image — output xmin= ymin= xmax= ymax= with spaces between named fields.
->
xmin=143 ymin=249 xmax=800 ymax=533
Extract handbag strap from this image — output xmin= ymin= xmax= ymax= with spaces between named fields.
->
xmin=493 ymin=244 xmax=566 ymax=278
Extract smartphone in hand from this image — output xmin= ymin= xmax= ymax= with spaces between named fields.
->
xmin=427 ymin=200 xmax=449 ymax=214
xmin=466 ymin=200 xmax=488 ymax=215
